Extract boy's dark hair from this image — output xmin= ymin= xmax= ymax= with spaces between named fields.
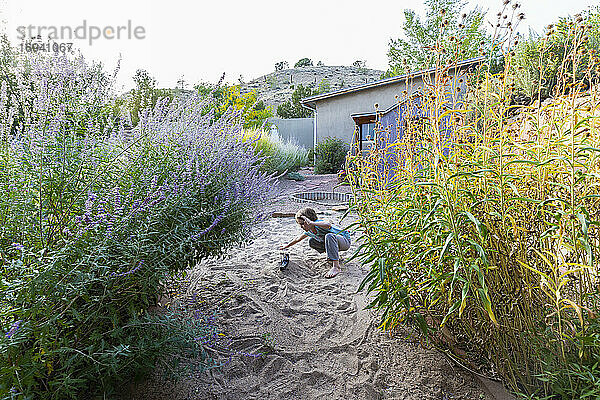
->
xmin=295 ymin=207 xmax=318 ymax=221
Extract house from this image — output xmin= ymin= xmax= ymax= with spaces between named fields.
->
xmin=350 ymin=91 xmax=425 ymax=156
xmin=300 ymin=57 xmax=484 ymax=153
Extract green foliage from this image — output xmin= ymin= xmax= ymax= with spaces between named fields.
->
xmin=314 ymin=137 xmax=349 ymax=174
xmin=225 ymin=88 xmax=273 ymax=129
xmin=0 ymin=51 xmax=276 ymax=399
xmin=267 ymin=75 xmax=278 ymax=89
xmin=193 ymin=83 xmax=273 ymax=129
xmin=307 ymin=148 xmax=315 ymax=167
xmin=0 ymin=35 xmax=117 ymax=137
xmin=0 ymin=35 xmax=21 ymax=136
xmin=121 ymin=69 xmax=176 ymax=127
xmin=294 ymin=58 xmax=313 ymax=68
xmin=352 ymin=60 xmax=367 ymax=74
xmin=277 ymin=84 xmax=317 ymax=119
xmin=318 ymin=79 xmax=331 ymax=94
xmin=243 ymin=129 xmax=308 ymax=175
xmin=386 ymin=0 xmax=489 ymax=76
xmin=286 ymin=171 xmax=306 ymax=181
xmin=349 ymin=15 xmax=600 ymax=399
xmin=510 ymin=8 xmax=600 ymax=104
xmin=510 ymin=34 xmax=554 ymax=102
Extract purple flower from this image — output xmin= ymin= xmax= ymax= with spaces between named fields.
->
xmin=5 ymin=320 xmax=21 ymax=338
xmin=111 ymin=260 xmax=144 ymax=278
xmin=237 ymin=351 xmax=262 ymax=358
xmin=113 ymin=187 xmax=122 ymax=209
xmin=190 ymin=214 xmax=225 ymax=240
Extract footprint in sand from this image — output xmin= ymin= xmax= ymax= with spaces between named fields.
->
xmin=129 ymin=178 xmax=496 ymax=400
xmin=335 ymin=300 xmax=352 ymax=311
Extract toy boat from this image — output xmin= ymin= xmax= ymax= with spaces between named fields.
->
xmin=280 ymin=253 xmax=289 ymax=270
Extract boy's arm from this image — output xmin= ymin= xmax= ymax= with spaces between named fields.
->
xmin=282 ymin=233 xmax=308 ymax=249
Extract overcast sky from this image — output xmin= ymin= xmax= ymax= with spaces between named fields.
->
xmin=1 ymin=0 xmax=598 ymax=92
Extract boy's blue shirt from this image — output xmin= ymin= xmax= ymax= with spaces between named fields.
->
xmin=304 ymin=219 xmax=350 ymax=242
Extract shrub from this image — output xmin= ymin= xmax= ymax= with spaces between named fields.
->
xmin=307 ymin=148 xmax=315 ymax=167
xmin=348 ymin=15 xmax=600 ymax=399
xmin=242 ymin=129 xmax=308 ymax=175
xmin=314 ymin=137 xmax=349 ymax=174
xmin=274 ymin=61 xmax=288 ymax=72
xmin=0 ymin=51 xmax=277 ymax=399
xmin=286 ymin=171 xmax=305 ymax=181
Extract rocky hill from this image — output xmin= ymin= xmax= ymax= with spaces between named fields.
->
xmin=241 ymin=65 xmax=384 ymax=112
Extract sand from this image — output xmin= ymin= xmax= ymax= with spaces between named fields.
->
xmin=129 ymin=169 xmax=508 ymax=400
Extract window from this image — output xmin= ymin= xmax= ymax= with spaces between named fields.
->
xmin=361 ymin=122 xmax=375 ymax=142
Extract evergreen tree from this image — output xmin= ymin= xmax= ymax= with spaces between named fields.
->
xmin=294 ymin=58 xmax=313 ymax=68
xmin=277 ymin=84 xmax=316 ymax=119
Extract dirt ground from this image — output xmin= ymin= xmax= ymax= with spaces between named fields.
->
xmin=129 ymin=169 xmax=512 ymax=400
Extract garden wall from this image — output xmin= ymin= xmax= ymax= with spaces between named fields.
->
xmin=267 ymin=117 xmax=314 ymax=149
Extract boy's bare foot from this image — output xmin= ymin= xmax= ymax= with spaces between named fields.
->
xmin=325 ymin=265 xmax=341 ymax=278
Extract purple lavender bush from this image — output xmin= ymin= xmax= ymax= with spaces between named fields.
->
xmin=0 ymin=47 xmax=277 ymax=399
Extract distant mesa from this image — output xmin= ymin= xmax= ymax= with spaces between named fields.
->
xmin=241 ymin=65 xmax=384 ymax=112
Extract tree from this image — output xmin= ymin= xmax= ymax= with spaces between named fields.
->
xmin=510 ymin=7 xmax=600 ymax=104
xmin=235 ymin=90 xmax=273 ymax=129
xmin=275 ymin=61 xmax=289 ymax=71
xmin=132 ymin=69 xmax=157 ymax=91
xmin=193 ymin=81 xmax=213 ymax=97
xmin=192 ymin=83 xmax=273 ymax=129
xmin=352 ymin=60 xmax=366 ymax=69
xmin=318 ymin=79 xmax=331 ymax=94
xmin=294 ymin=58 xmax=313 ymax=68
xmin=277 ymin=84 xmax=316 ymax=119
xmin=124 ymin=69 xmax=174 ymax=127
xmin=386 ymin=0 xmax=489 ymax=76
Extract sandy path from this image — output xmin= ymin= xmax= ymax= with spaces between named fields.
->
xmin=131 ymin=170 xmax=498 ymax=400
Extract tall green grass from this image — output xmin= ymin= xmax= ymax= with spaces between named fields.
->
xmin=348 ymin=9 xmax=600 ymax=399
xmin=243 ymin=129 xmax=308 ymax=175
